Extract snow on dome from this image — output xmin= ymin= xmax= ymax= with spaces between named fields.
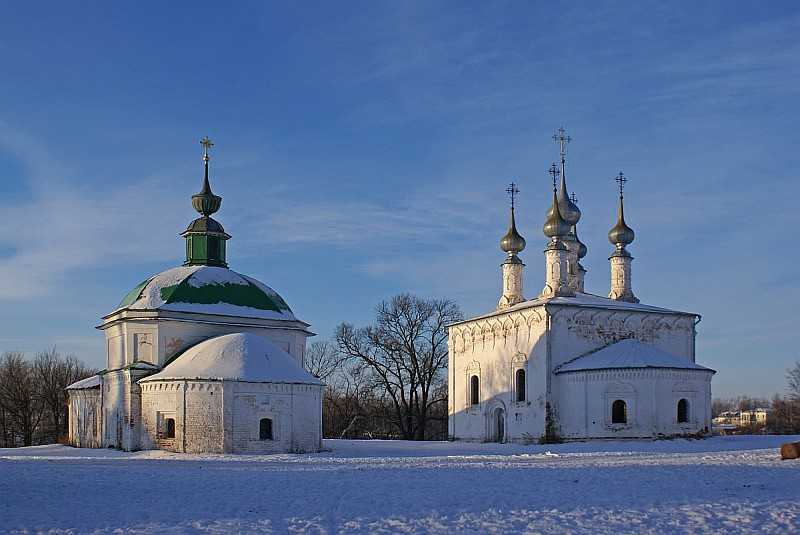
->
xmin=114 ymin=265 xmax=296 ymax=321
xmin=140 ymin=332 xmax=323 ymax=385
xmin=66 ymin=374 xmax=101 ymax=390
xmin=554 ymin=338 xmax=715 ymax=374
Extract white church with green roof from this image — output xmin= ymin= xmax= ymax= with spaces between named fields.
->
xmin=67 ymin=139 xmax=323 ymax=453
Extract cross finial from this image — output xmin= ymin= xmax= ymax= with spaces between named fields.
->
xmin=615 ymin=171 xmax=628 ymax=198
xmin=553 ymin=127 xmax=571 ymax=160
xmin=506 ymin=182 xmax=520 ymax=210
xmin=548 ymin=163 xmax=560 ymax=192
xmin=570 ymin=192 xmax=578 ymax=205
xmin=200 ymin=136 xmax=214 ymax=161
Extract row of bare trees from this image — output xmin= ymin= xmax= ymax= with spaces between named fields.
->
xmin=769 ymin=362 xmax=800 ymax=434
xmin=711 ymin=363 xmax=800 ymax=435
xmin=307 ymin=293 xmax=462 ymax=440
xmin=0 ymin=350 xmax=96 ymax=447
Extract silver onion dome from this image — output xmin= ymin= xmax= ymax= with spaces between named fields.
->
xmin=544 ymin=191 xmax=571 ymax=239
xmin=574 ymin=226 xmax=588 ymax=259
xmin=500 ymin=208 xmax=526 ymax=254
xmin=608 ymin=196 xmax=635 ymax=247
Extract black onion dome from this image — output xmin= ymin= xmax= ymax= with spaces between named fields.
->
xmin=192 ymin=173 xmax=222 ymax=216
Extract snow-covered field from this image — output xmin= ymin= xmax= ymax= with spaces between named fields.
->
xmin=2 ymin=436 xmax=799 ymax=534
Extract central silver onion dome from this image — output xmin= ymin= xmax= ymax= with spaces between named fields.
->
xmin=544 ymin=190 xmax=571 ymax=239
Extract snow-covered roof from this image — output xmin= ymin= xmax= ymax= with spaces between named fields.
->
xmin=451 ymin=291 xmax=697 ymax=327
xmin=139 ymin=332 xmax=323 ymax=385
xmin=112 ymin=265 xmax=297 ymax=321
xmin=66 ymin=374 xmax=101 ymax=390
xmin=554 ymin=338 xmax=715 ymax=374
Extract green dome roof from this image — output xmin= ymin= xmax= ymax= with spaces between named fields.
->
xmin=115 ymin=265 xmax=295 ymax=320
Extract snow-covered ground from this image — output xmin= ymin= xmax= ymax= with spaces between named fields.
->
xmin=1 ymin=436 xmax=799 ymax=534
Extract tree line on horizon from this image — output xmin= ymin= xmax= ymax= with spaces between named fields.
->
xmin=3 ymin=294 xmax=800 ymax=447
xmin=0 ymin=350 xmax=97 ymax=447
xmin=710 ymin=365 xmax=800 ymax=435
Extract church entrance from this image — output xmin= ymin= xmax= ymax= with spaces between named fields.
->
xmin=492 ymin=407 xmax=505 ymax=443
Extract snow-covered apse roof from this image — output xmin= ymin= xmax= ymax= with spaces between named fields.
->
xmin=113 ymin=265 xmax=296 ymax=320
xmin=139 ymin=332 xmax=323 ymax=385
xmin=66 ymin=374 xmax=101 ymax=390
xmin=554 ymin=339 xmax=715 ymax=374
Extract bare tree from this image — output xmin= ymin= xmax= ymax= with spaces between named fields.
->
xmin=0 ymin=352 xmax=45 ymax=446
xmin=34 ymin=349 xmax=96 ymax=443
xmin=336 ymin=293 xmax=462 ymax=440
xmin=787 ymin=362 xmax=800 ymax=401
xmin=303 ymin=340 xmax=343 ymax=383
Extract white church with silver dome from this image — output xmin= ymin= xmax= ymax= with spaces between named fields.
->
xmin=67 ymin=138 xmax=323 ymax=453
xmin=447 ymin=129 xmax=714 ymax=442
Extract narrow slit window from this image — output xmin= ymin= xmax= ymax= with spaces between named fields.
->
xmin=470 ymin=375 xmax=479 ymax=406
xmin=611 ymin=400 xmax=627 ymax=424
xmin=515 ymin=369 xmax=526 ymax=403
xmin=259 ymin=418 xmax=273 ymax=440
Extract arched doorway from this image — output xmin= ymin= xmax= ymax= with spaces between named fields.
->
xmin=492 ymin=407 xmax=505 ymax=443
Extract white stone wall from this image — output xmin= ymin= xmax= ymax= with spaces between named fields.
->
xmin=140 ymin=380 xmax=322 ymax=454
xmin=448 ymin=305 xmax=549 ymax=442
xmin=68 ymin=389 xmax=102 ymax=448
xmin=556 ymin=369 xmax=713 ymax=438
xmin=101 ymin=318 xmax=308 ymax=371
xmin=100 ymin=369 xmax=151 ymax=451
xmin=449 ymin=302 xmax=707 ymax=442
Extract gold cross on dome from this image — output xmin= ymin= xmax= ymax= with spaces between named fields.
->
xmin=200 ymin=136 xmax=214 ymax=159
xmin=506 ymin=182 xmax=520 ymax=210
xmin=548 ymin=162 xmax=560 ymax=192
xmin=552 ymin=127 xmax=571 ymax=160
xmin=615 ymin=171 xmax=628 ymax=197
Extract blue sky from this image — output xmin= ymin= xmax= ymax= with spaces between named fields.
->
xmin=0 ymin=1 xmax=798 ymax=398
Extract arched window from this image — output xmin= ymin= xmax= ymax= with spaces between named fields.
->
xmin=515 ymin=369 xmax=526 ymax=403
xmin=677 ymin=399 xmax=689 ymax=423
xmin=165 ymin=418 xmax=176 ymax=439
xmin=611 ymin=399 xmax=627 ymax=424
xmin=470 ymin=375 xmax=479 ymax=406
xmin=259 ymin=418 xmax=273 ymax=440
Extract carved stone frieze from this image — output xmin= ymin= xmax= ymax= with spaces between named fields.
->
xmin=449 ymin=306 xmax=544 ymax=355
xmin=560 ymin=308 xmax=695 ymax=346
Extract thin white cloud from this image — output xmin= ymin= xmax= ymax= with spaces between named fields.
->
xmin=0 ymin=122 xmax=186 ymax=300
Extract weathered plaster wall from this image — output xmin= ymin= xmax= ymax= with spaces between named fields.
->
xmin=556 ymin=369 xmax=713 ymax=438
xmin=140 ymin=380 xmax=322 ymax=454
xmin=68 ymin=389 xmax=101 ymax=448
xmin=225 ymin=382 xmax=322 ymax=454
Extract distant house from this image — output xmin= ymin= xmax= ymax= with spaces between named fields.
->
xmin=712 ymin=409 xmax=769 ymax=431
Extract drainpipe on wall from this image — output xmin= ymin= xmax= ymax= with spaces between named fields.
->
xmin=182 ymin=380 xmax=188 ymax=453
